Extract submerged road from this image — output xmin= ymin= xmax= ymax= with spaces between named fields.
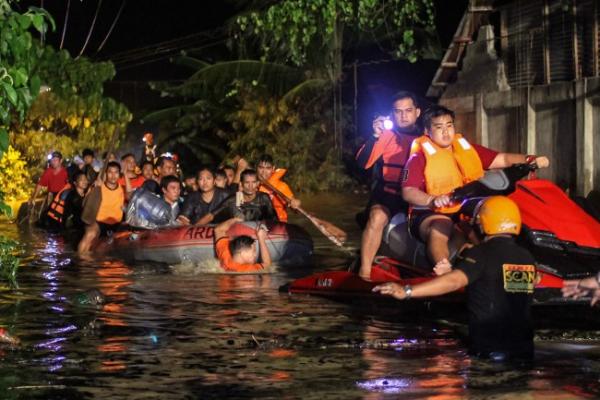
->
xmin=0 ymin=193 xmax=599 ymax=399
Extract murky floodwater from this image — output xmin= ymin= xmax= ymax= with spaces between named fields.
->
xmin=1 ymin=193 xmax=600 ymax=399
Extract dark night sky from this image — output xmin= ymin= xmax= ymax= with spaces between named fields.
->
xmin=19 ymin=0 xmax=469 ymax=132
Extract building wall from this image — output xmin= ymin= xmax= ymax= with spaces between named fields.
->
xmin=441 ymin=79 xmax=599 ymax=195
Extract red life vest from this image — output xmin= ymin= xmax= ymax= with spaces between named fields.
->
xmin=359 ymin=130 xmax=416 ymax=195
xmin=47 ymin=184 xmax=72 ymax=223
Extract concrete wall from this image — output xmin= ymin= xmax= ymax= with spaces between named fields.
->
xmin=438 ymin=26 xmax=599 ymax=196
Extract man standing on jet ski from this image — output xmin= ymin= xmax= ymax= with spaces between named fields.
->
xmin=355 ymin=91 xmax=422 ymax=280
xmin=402 ymin=105 xmax=549 ymax=275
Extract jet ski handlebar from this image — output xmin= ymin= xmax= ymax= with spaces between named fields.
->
xmin=449 ymin=163 xmax=539 ymax=205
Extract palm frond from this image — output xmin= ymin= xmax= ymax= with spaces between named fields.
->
xmin=170 ymin=56 xmax=211 ymax=71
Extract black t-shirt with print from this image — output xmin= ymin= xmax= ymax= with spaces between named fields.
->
xmin=454 ymin=236 xmax=535 ymax=358
xmin=179 ymin=188 xmax=231 ymax=224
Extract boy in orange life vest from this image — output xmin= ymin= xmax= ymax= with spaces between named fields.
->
xmin=402 ymin=105 xmax=549 ymax=275
xmin=257 ymin=154 xmax=300 ymax=223
xmin=214 ymin=217 xmax=272 ymax=272
xmin=78 ymin=161 xmax=125 ymax=253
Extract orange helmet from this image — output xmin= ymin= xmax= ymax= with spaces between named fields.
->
xmin=475 ymin=196 xmax=521 ymax=235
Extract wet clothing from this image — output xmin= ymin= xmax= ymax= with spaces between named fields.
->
xmin=223 ymin=192 xmax=277 ymax=222
xmin=38 ymin=167 xmax=69 ymax=195
xmin=62 ymin=189 xmax=86 ymax=230
xmin=367 ymin=187 xmax=409 ymax=217
xmin=454 ymin=236 xmax=535 ymax=359
xmin=125 ymin=188 xmax=180 ymax=229
xmin=223 ymin=183 xmax=239 ymax=195
xmin=215 ymin=237 xmax=264 ymax=272
xmin=259 ymin=169 xmax=294 ymax=222
xmin=179 ymin=188 xmax=231 ymax=225
xmin=141 ymin=179 xmax=161 ymax=195
xmin=95 ymin=183 xmax=125 ymax=225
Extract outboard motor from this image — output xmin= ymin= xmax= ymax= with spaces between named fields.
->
xmin=126 ymin=188 xmax=172 ymax=229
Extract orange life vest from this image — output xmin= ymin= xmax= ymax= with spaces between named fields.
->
xmin=259 ymin=169 xmax=294 ymax=222
xmin=215 ymin=238 xmax=264 ymax=272
xmin=410 ymin=134 xmax=484 ymax=213
xmin=360 ymin=130 xmax=416 ymax=194
xmin=96 ymin=183 xmax=125 ymax=224
xmin=47 ymin=184 xmax=72 ymax=223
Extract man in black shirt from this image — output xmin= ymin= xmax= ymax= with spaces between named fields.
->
xmin=178 ymin=166 xmax=231 ymax=225
xmin=62 ymin=172 xmax=90 ymax=230
xmin=222 ymin=169 xmax=277 ymax=222
xmin=373 ymin=196 xmax=535 ymax=360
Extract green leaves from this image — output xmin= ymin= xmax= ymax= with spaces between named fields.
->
xmin=0 ymin=81 xmax=17 ymax=106
xmin=0 ymin=236 xmax=20 ymax=289
xmin=0 ymin=127 xmax=8 ymax=158
xmin=234 ymin=0 xmax=438 ymax=67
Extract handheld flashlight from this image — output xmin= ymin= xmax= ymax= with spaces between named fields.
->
xmin=383 ymin=117 xmax=394 ymax=130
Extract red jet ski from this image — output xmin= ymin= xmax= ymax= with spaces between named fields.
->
xmin=284 ymin=164 xmax=600 ymax=305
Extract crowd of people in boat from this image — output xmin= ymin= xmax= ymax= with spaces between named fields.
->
xmin=28 ymin=132 xmax=301 ymax=272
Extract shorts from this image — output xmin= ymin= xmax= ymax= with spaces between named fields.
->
xmin=368 ymin=188 xmax=408 ymax=217
xmin=98 ymin=222 xmax=119 ymax=237
xmin=409 ymin=209 xmax=455 ymax=241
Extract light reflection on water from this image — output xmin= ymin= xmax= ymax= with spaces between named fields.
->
xmin=0 ymin=194 xmax=600 ymax=398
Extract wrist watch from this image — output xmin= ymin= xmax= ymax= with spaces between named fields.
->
xmin=403 ymin=284 xmax=413 ymax=300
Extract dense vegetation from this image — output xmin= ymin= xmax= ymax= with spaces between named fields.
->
xmin=147 ymin=0 xmax=438 ymax=191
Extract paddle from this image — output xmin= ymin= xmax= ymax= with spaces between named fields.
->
xmin=259 ymin=178 xmax=348 ymax=248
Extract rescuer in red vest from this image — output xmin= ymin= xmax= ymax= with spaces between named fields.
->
xmin=355 ymin=91 xmax=422 ymax=280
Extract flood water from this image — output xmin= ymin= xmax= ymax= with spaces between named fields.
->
xmin=1 ymin=193 xmax=600 ymax=399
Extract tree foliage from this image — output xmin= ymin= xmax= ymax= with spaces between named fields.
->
xmin=234 ymin=0 xmax=438 ymax=158
xmin=147 ymin=55 xmax=350 ymax=190
xmin=12 ymin=46 xmax=132 ymax=171
xmin=0 ymin=1 xmax=53 ymax=218
xmin=235 ymin=0 xmax=438 ymax=67
xmin=0 ymin=145 xmax=31 ymax=203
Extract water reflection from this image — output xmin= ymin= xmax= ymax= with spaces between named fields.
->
xmin=2 ymin=194 xmax=600 ymax=398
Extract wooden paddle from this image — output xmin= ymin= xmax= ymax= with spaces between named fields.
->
xmin=259 ymin=178 xmax=348 ymax=248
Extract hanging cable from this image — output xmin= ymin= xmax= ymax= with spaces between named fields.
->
xmin=77 ymin=0 xmax=103 ymax=58
xmin=114 ymin=38 xmax=227 ymax=71
xmin=59 ymin=0 xmax=71 ymax=49
xmin=96 ymin=0 xmax=126 ymax=53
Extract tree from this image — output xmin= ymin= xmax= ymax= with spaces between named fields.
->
xmin=11 ymin=46 xmax=131 ymax=170
xmin=234 ymin=0 xmax=438 ymax=152
xmin=0 ymin=0 xmax=53 ymax=215
xmin=0 ymin=1 xmax=53 ymax=288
